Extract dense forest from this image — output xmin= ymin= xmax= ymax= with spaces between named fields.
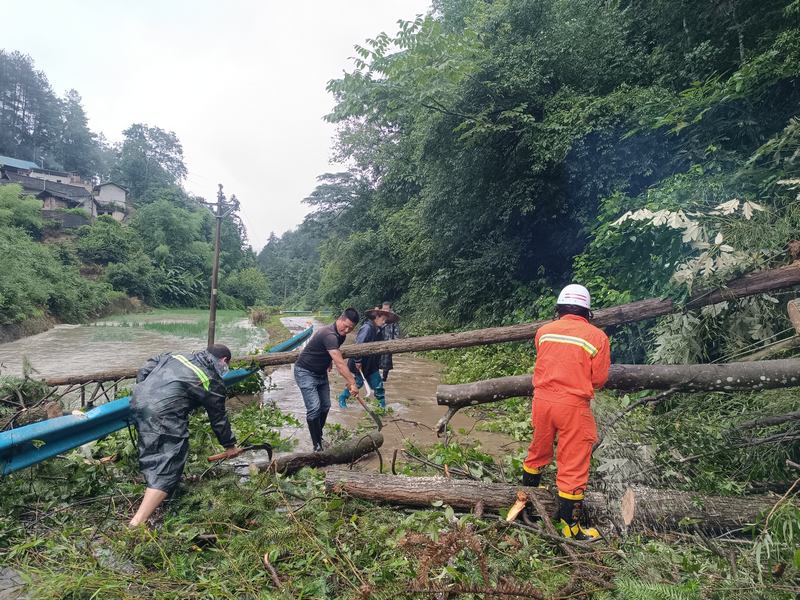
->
xmin=0 ymin=50 xmax=269 ymax=328
xmin=262 ymin=0 xmax=800 ymax=356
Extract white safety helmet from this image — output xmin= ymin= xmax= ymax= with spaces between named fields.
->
xmin=556 ymin=284 xmax=591 ymax=309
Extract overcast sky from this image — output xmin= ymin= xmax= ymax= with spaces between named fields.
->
xmin=3 ymin=0 xmax=431 ymax=251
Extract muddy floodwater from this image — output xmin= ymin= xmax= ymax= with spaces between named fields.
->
xmin=0 ymin=313 xmax=522 ymax=465
xmin=0 ymin=311 xmax=266 ymax=379
xmin=260 ymin=317 xmax=523 ymax=468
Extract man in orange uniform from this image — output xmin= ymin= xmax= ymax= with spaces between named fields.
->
xmin=522 ymin=284 xmax=610 ymax=540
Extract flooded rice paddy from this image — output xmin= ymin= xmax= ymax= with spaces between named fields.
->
xmin=0 ymin=310 xmax=267 ymax=379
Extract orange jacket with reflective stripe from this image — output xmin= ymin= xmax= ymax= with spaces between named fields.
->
xmin=533 ymin=314 xmax=611 ymax=403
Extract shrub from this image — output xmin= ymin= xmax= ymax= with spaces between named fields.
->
xmin=104 ymin=254 xmax=157 ymax=304
xmin=221 ymin=267 xmax=270 ymax=308
xmin=0 ymin=227 xmax=113 ymax=324
xmin=77 ymin=215 xmax=142 ymax=265
xmin=0 ymin=184 xmax=43 ymax=237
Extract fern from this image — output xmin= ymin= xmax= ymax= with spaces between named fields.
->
xmin=615 ymin=578 xmax=699 ymax=600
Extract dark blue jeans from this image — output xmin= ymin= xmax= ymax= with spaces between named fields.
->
xmin=338 ymin=369 xmax=385 ymax=408
xmin=293 ymin=366 xmax=330 ymax=421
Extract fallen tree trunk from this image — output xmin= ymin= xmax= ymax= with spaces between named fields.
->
xmin=438 ymin=359 xmax=800 ymax=408
xmin=436 ymin=359 xmax=800 ymax=433
xmin=42 ymin=261 xmax=800 ymax=386
xmin=324 ymin=470 xmax=778 ymax=533
xmin=226 ymin=431 xmax=383 ymax=477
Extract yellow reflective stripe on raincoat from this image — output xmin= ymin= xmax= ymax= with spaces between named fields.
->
xmin=538 ymin=333 xmax=598 ymax=357
xmin=174 ymin=354 xmax=210 ymax=391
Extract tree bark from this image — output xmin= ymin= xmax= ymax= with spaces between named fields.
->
xmin=324 ymin=470 xmax=778 ymax=533
xmin=42 ymin=261 xmax=800 ymax=387
xmin=437 ymin=359 xmax=800 ymax=409
xmin=226 ymin=431 xmax=383 ymax=477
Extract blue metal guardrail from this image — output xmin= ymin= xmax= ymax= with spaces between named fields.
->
xmin=0 ymin=325 xmax=313 ymax=476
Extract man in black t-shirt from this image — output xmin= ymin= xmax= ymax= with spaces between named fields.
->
xmin=294 ymin=308 xmax=360 ymax=451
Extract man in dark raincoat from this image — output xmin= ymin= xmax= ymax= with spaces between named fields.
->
xmin=128 ymin=344 xmax=240 ymax=527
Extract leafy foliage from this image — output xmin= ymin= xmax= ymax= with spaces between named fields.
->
xmin=261 ymin=0 xmax=800 ymax=344
xmin=0 ymin=183 xmax=42 ymax=236
xmin=77 ymin=215 xmax=142 ymax=265
xmin=111 ymin=124 xmax=187 ymax=199
xmin=0 ymin=216 xmax=113 ymax=324
xmin=220 ymin=267 xmax=270 ymax=308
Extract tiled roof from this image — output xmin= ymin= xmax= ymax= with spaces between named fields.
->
xmin=3 ymin=171 xmax=91 ymax=200
xmin=0 ymin=155 xmax=38 ymax=170
xmin=94 ymin=181 xmax=128 ymax=192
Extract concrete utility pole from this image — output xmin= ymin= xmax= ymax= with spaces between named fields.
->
xmin=202 ymin=184 xmax=238 ymax=347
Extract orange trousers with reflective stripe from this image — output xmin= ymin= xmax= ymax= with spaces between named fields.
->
xmin=523 ymin=396 xmax=597 ymax=497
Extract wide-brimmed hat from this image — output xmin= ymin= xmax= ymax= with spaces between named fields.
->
xmin=365 ymin=308 xmax=400 ymax=323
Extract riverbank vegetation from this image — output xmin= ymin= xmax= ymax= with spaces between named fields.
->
xmin=0 ymin=179 xmax=270 ymax=331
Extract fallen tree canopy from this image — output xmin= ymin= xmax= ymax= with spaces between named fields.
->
xmin=324 ymin=470 xmax=779 ymax=534
xmin=223 ymin=431 xmax=383 ymax=476
xmin=42 ymin=261 xmax=800 ymax=386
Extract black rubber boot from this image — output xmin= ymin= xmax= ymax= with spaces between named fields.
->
xmin=318 ymin=409 xmax=330 ymax=450
xmin=558 ymin=496 xmax=578 ymax=523
xmin=307 ymin=417 xmax=322 ymax=452
xmin=522 ymin=471 xmax=541 ymax=487
xmin=558 ymin=496 xmax=601 ymax=541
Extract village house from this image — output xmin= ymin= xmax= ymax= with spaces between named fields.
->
xmin=93 ymin=182 xmax=128 ymax=221
xmin=0 ymin=155 xmax=129 ymax=225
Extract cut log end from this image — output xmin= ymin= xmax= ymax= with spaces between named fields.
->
xmin=621 ymin=488 xmax=636 ymax=527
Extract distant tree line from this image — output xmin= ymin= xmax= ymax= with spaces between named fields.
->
xmin=0 ymin=50 xmax=269 ymax=325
